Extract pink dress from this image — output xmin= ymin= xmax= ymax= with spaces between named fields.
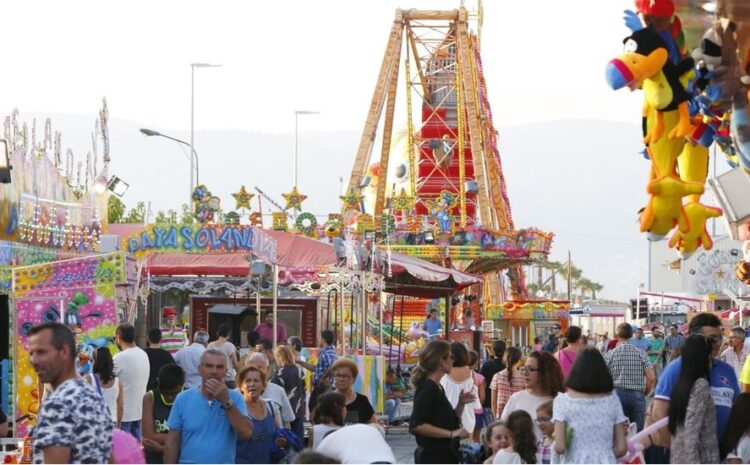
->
xmin=557 ymin=348 xmax=578 ymax=379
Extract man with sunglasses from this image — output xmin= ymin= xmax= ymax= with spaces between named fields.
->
xmin=646 ymin=313 xmax=739 ymax=460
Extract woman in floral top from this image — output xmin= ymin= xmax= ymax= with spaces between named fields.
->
xmin=271 ymin=345 xmax=307 ymax=442
xmin=490 ymin=347 xmax=525 ymax=418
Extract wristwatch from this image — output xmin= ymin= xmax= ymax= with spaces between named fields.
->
xmin=221 ymin=399 xmax=234 ymax=410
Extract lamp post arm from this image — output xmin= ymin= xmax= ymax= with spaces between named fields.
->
xmin=157 ymin=134 xmax=200 ymax=185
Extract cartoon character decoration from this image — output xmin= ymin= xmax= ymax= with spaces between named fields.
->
xmin=77 ymin=336 xmax=115 ymax=376
xmin=192 ymin=184 xmax=221 ymax=224
xmin=63 ymin=292 xmax=101 ymax=333
xmin=427 ymin=191 xmax=457 ymax=234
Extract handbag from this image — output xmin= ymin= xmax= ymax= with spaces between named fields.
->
xmin=267 ymin=401 xmax=303 ymax=464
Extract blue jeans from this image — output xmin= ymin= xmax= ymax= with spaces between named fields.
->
xmin=385 ymin=398 xmax=401 ymax=424
xmin=615 ymin=388 xmax=645 ymax=431
xmin=120 ymin=420 xmax=142 ymax=441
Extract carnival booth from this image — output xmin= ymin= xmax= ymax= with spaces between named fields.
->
xmin=486 ymin=300 xmax=569 ymax=349
xmin=378 ymin=251 xmax=482 ymax=369
xmin=0 ymin=103 xmax=128 ymax=440
xmin=115 ymin=223 xmax=394 ymax=413
xmin=12 ymin=252 xmax=132 ymax=437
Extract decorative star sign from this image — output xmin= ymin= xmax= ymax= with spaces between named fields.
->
xmin=282 ymin=186 xmax=307 ymax=210
xmin=392 ymin=188 xmax=416 ymax=211
xmin=340 ymin=188 xmax=364 ymax=211
xmin=231 ymin=185 xmax=254 ymax=210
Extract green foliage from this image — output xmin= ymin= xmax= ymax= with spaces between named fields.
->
xmin=179 ymin=204 xmax=194 ymax=224
xmin=155 ymin=209 xmax=178 ymax=224
xmin=123 ymin=201 xmax=147 ymax=224
xmin=107 ymin=196 xmax=126 ymax=224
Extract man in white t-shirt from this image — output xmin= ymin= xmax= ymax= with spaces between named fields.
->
xmin=207 ymin=324 xmax=239 ymax=389
xmin=316 ymin=423 xmax=395 ymax=464
xmin=113 ymin=323 xmax=150 ymax=441
xmin=174 ymin=331 xmax=209 ymax=389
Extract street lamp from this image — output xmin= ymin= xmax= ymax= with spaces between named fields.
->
xmin=191 ymin=63 xmax=221 ymax=199
xmin=294 ymin=110 xmax=320 ymax=189
xmin=140 ymin=128 xmax=199 ymax=205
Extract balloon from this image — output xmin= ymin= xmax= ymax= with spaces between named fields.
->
xmin=621 ymin=417 xmax=668 ymax=463
xmin=112 ymin=429 xmax=145 ymax=464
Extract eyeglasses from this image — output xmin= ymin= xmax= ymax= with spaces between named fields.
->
xmin=521 ymin=366 xmax=539 ymax=373
xmin=333 ymin=374 xmax=352 ymax=379
xmin=535 ymin=417 xmax=552 ymax=423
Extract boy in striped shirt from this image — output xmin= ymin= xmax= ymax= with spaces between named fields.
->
xmin=160 ymin=307 xmax=187 ymax=354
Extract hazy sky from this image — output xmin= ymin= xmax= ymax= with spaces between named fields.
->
xmin=0 ymin=0 xmax=722 ymax=302
xmin=1 ymin=0 xmax=644 ymax=134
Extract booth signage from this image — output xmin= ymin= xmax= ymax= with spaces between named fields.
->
xmin=486 ymin=301 xmax=570 ymax=320
xmin=124 ymin=225 xmax=277 ymax=263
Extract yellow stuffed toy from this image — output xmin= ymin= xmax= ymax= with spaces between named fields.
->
xmin=667 ymin=201 xmax=722 ymax=258
xmin=640 ymin=168 xmax=704 ymax=237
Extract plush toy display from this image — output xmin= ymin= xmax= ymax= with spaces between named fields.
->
xmin=640 ymin=171 xmax=703 ymax=237
xmin=607 ymin=28 xmax=695 ymax=143
xmin=606 ymin=2 xmax=747 ymax=258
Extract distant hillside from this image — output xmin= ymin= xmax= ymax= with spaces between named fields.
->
xmin=26 ymin=113 xmax=651 ymax=301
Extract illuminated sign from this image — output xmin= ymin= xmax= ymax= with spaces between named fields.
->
xmin=123 ymin=225 xmax=277 ymax=263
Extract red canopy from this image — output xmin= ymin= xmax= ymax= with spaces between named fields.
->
xmin=107 ymin=225 xmax=338 ymax=278
xmin=385 ymin=251 xmax=482 ymax=298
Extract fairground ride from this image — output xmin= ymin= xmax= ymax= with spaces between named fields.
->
xmin=343 ymin=8 xmax=554 ymax=309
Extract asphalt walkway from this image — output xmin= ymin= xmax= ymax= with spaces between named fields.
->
xmin=384 ymin=425 xmax=416 ymax=464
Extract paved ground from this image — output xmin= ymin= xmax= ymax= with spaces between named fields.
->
xmin=384 ymin=425 xmax=416 ymax=464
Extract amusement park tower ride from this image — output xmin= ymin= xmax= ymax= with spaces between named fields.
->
xmin=344 ymin=8 xmax=553 ymax=305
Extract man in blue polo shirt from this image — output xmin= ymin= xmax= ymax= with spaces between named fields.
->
xmin=164 ymin=349 xmax=252 ymax=464
xmin=423 ymin=308 xmax=443 ymax=337
xmin=631 ymin=327 xmax=651 ymax=353
xmin=646 ymin=313 xmax=739 ymax=460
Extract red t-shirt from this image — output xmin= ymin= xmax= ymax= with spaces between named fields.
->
xmin=607 ymin=339 xmax=619 ymax=351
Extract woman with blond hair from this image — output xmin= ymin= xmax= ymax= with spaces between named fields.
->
xmin=410 ymin=340 xmax=474 ymax=464
xmin=270 ymin=344 xmax=307 ymax=442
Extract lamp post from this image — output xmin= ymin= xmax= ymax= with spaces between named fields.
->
xmin=140 ymin=128 xmax=200 ymax=206
xmin=191 ymin=63 xmax=221 ymax=198
xmin=294 ymin=110 xmax=320 ymax=189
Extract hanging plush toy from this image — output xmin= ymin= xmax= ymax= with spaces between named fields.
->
xmin=606 ymin=27 xmax=695 ymax=143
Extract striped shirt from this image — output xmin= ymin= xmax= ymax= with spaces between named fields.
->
xmin=160 ymin=327 xmax=186 ymax=354
xmin=490 ymin=368 xmax=525 ymax=414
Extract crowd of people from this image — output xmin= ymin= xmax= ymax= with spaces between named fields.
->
xmin=24 ymin=306 xmax=403 ymax=464
xmin=410 ymin=313 xmax=750 ymax=464
xmin=22 ymin=305 xmax=750 ymax=464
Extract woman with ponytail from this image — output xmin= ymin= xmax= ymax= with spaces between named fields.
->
xmin=409 ymin=340 xmax=473 ymax=464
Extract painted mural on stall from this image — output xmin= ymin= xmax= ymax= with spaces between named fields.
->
xmin=12 ymin=252 xmax=125 ymax=436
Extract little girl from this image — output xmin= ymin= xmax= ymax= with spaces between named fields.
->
xmin=484 ymin=421 xmax=510 ymax=464
xmin=536 ymin=401 xmax=554 ymax=464
xmin=493 ymin=410 xmax=538 ymax=464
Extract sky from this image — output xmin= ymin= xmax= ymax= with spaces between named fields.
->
xmin=0 ymin=0 xmax=723 ymax=302
xmin=1 ymin=0 xmax=647 ymax=133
